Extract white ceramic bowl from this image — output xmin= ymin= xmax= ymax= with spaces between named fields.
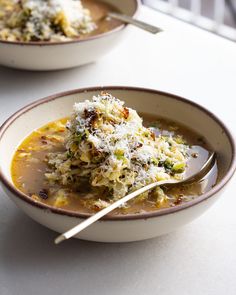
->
xmin=0 ymin=86 xmax=235 ymax=242
xmin=0 ymin=0 xmax=139 ymax=71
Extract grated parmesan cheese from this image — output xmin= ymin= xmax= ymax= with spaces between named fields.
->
xmin=0 ymin=0 xmax=96 ymax=41
xmin=46 ymin=93 xmax=189 ymax=201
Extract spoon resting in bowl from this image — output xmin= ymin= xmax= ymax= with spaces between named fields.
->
xmin=108 ymin=12 xmax=163 ymax=34
xmin=54 ymin=148 xmax=216 ymax=244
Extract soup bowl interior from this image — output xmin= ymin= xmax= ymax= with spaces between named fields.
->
xmin=0 ymin=87 xmax=235 ymax=242
xmin=104 ymin=0 xmax=139 ymax=15
xmin=0 ymin=0 xmax=139 ymax=71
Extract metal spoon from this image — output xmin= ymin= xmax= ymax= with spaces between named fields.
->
xmin=55 ymin=149 xmax=216 ymax=244
xmin=108 ymin=12 xmax=163 ymax=34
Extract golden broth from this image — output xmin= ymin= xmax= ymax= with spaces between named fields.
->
xmin=79 ymin=0 xmax=123 ymax=39
xmin=11 ymin=115 xmax=218 ymax=216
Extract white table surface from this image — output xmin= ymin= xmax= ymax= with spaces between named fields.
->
xmin=0 ymin=5 xmax=236 ymax=295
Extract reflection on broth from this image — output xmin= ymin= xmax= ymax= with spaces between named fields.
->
xmin=81 ymin=0 xmax=123 ymax=39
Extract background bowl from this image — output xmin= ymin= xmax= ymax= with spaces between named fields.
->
xmin=0 ymin=86 xmax=235 ymax=242
xmin=0 ymin=0 xmax=139 ymax=71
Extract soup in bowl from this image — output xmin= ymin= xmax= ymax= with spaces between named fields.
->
xmin=0 ymin=0 xmax=139 ymax=70
xmin=0 ymin=86 xmax=235 ymax=242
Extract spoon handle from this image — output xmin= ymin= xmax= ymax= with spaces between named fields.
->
xmin=108 ymin=12 xmax=163 ymax=34
xmin=55 ymin=152 xmax=216 ymax=244
xmin=54 ymin=179 xmax=172 ymax=244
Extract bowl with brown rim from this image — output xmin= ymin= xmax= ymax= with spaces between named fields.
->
xmin=0 ymin=0 xmax=139 ymax=71
xmin=0 ymin=86 xmax=235 ymax=242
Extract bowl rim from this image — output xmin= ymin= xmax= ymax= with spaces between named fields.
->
xmin=0 ymin=0 xmax=140 ymax=47
xmin=0 ymin=86 xmax=235 ymax=221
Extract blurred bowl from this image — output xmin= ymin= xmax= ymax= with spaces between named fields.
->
xmin=0 ymin=0 xmax=139 ymax=71
xmin=0 ymin=86 xmax=235 ymax=242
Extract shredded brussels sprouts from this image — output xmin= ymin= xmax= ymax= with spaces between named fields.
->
xmin=45 ymin=92 xmax=189 ymax=203
xmin=0 ymin=0 xmax=96 ymax=42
